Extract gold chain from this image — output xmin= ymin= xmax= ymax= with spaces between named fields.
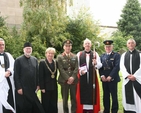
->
xmin=44 ymin=60 xmax=56 ymax=78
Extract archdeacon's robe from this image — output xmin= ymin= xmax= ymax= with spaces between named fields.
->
xmin=0 ymin=52 xmax=15 ymax=113
xmin=120 ymin=50 xmax=141 ymax=113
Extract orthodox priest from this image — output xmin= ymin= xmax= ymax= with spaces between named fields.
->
xmin=14 ymin=42 xmax=45 ymax=113
xmin=76 ymin=38 xmax=102 ymax=113
xmin=120 ymin=38 xmax=141 ymax=113
xmin=0 ymin=38 xmax=15 ymax=113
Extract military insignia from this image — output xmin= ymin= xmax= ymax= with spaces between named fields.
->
xmin=110 ymin=58 xmax=114 ymax=60
xmin=106 ymin=41 xmax=109 ymax=45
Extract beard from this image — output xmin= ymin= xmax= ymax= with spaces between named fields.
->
xmin=24 ymin=52 xmax=32 ymax=57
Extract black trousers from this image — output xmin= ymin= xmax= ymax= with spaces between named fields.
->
xmin=41 ymin=90 xmax=58 ymax=113
xmin=102 ymin=81 xmax=118 ymax=113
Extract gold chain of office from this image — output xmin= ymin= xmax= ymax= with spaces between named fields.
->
xmin=44 ymin=60 xmax=56 ymax=78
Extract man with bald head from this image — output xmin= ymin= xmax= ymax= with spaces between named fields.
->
xmin=120 ymin=39 xmax=141 ymax=113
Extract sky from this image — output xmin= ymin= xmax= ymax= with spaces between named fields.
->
xmin=89 ymin=0 xmax=127 ymax=26
xmin=69 ymin=0 xmax=141 ymax=27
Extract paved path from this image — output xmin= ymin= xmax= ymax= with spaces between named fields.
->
xmin=58 ymin=101 xmax=103 ymax=113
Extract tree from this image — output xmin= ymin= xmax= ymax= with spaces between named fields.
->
xmin=19 ymin=0 xmax=70 ymax=58
xmin=117 ymin=0 xmax=141 ymax=50
xmin=19 ymin=0 xmax=103 ymax=57
xmin=111 ymin=30 xmax=131 ymax=54
xmin=66 ymin=7 xmax=102 ymax=53
xmin=0 ymin=15 xmax=24 ymax=58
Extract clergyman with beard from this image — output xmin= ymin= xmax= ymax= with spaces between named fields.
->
xmin=14 ymin=42 xmax=45 ymax=113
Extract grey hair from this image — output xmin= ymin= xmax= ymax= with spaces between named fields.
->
xmin=0 ymin=38 xmax=5 ymax=42
xmin=127 ymin=38 xmax=136 ymax=45
xmin=83 ymin=38 xmax=92 ymax=45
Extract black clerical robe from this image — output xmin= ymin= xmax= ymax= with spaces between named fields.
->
xmin=14 ymin=55 xmax=45 ymax=113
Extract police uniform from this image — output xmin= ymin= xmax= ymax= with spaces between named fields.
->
xmin=99 ymin=40 xmax=120 ymax=113
xmin=57 ymin=39 xmax=78 ymax=113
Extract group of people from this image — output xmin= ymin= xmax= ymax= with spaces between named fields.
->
xmin=0 ymin=37 xmax=140 ymax=113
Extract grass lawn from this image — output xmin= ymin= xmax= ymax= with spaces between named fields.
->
xmin=37 ymin=73 xmax=123 ymax=113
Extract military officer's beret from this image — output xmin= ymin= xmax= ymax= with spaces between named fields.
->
xmin=63 ymin=39 xmax=73 ymax=46
xmin=103 ymin=40 xmax=113 ymax=45
xmin=24 ymin=42 xmax=32 ymax=48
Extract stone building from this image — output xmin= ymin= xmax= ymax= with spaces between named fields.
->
xmin=0 ymin=0 xmax=117 ymax=37
xmin=0 ymin=0 xmax=23 ymax=29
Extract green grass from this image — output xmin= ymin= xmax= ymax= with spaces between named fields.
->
xmin=37 ymin=74 xmax=123 ymax=113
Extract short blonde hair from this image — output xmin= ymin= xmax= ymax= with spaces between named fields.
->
xmin=45 ymin=47 xmax=56 ymax=54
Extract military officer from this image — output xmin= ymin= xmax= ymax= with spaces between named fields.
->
xmin=57 ymin=39 xmax=78 ymax=113
xmin=99 ymin=40 xmax=120 ymax=113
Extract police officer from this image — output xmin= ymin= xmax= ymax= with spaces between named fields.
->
xmin=99 ymin=40 xmax=120 ymax=113
xmin=57 ymin=39 xmax=78 ymax=113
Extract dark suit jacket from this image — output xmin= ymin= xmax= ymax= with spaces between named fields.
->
xmin=39 ymin=59 xmax=58 ymax=90
xmin=99 ymin=51 xmax=120 ymax=82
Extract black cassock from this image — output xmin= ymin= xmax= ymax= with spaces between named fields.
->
xmin=79 ymin=51 xmax=95 ymax=104
xmin=14 ymin=55 xmax=45 ymax=113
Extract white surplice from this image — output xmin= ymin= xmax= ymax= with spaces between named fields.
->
xmin=0 ymin=52 xmax=15 ymax=113
xmin=120 ymin=52 xmax=141 ymax=113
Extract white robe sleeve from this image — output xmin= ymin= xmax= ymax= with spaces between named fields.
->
xmin=0 ymin=52 xmax=15 ymax=113
xmin=94 ymin=52 xmax=102 ymax=69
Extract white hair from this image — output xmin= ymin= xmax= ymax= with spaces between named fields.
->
xmin=83 ymin=38 xmax=92 ymax=45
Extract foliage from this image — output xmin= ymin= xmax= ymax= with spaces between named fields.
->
xmin=110 ymin=30 xmax=131 ymax=54
xmin=20 ymin=0 xmax=70 ymax=58
xmin=19 ymin=0 xmax=103 ymax=57
xmin=66 ymin=7 xmax=103 ymax=54
xmin=0 ymin=15 xmax=9 ymax=40
xmin=117 ymin=0 xmax=141 ymax=50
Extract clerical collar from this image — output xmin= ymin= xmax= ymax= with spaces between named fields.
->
xmin=85 ymin=51 xmax=91 ymax=54
xmin=0 ymin=53 xmax=4 ymax=56
xmin=129 ymin=49 xmax=135 ymax=54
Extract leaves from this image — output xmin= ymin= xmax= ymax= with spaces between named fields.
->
xmin=117 ymin=0 xmax=141 ymax=50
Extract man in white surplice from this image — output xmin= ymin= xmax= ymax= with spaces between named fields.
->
xmin=0 ymin=38 xmax=15 ymax=113
xmin=120 ymin=38 xmax=141 ymax=113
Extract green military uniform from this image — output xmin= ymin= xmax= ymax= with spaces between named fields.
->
xmin=57 ymin=39 xmax=78 ymax=113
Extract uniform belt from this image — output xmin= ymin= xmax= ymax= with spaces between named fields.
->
xmin=103 ymin=67 xmax=111 ymax=70
xmin=63 ymin=67 xmax=74 ymax=71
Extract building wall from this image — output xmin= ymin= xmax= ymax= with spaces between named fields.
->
xmin=0 ymin=0 xmax=117 ymax=35
xmin=0 ymin=0 xmax=23 ymax=28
